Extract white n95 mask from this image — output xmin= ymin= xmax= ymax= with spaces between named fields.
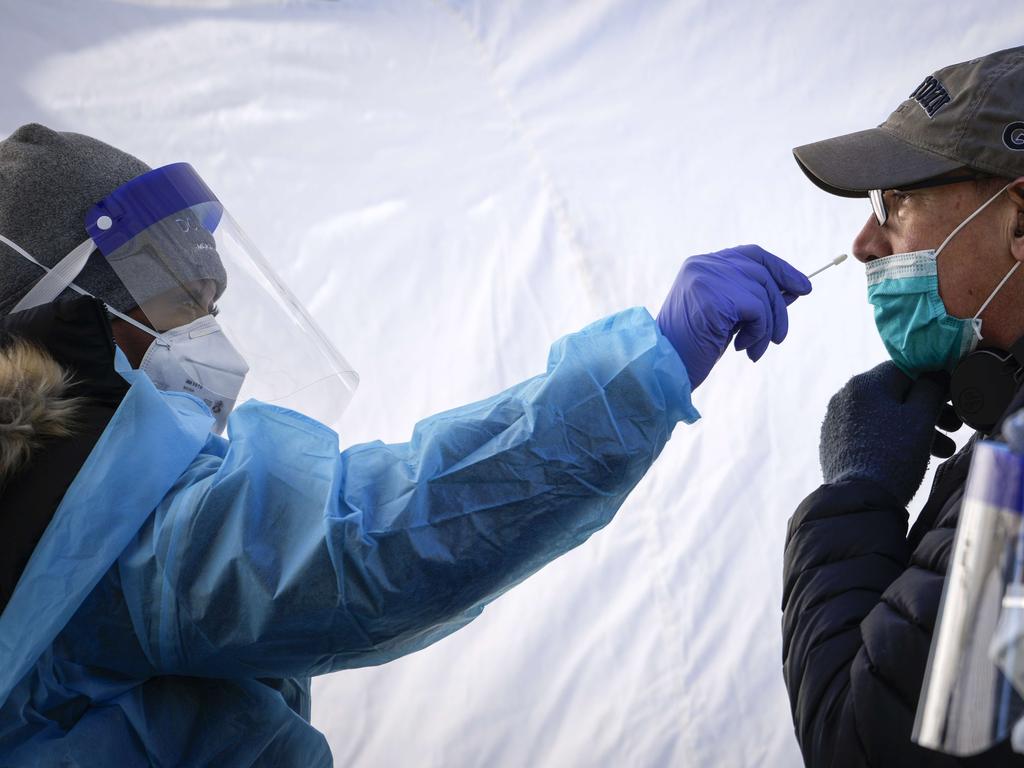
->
xmin=139 ymin=315 xmax=249 ymax=433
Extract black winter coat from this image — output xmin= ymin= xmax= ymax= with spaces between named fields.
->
xmin=783 ymin=388 xmax=1024 ymax=767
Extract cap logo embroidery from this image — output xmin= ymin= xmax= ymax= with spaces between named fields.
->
xmin=1004 ymin=122 xmax=1024 ymax=151
xmin=909 ymin=76 xmax=952 ymax=118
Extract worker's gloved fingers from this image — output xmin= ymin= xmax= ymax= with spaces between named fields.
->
xmin=746 ymin=333 xmax=772 ymax=362
xmin=768 ymin=286 xmax=789 ymax=345
xmin=931 ymin=430 xmax=957 ymax=459
xmin=936 ymin=403 xmax=963 ymax=433
xmin=730 ymin=244 xmax=812 ymax=298
xmin=733 ymin=324 xmax=771 ymax=360
xmin=730 ymin=258 xmax=791 ymax=344
xmin=732 ymin=326 xmax=771 ymax=358
xmin=730 ymin=288 xmax=772 ymax=360
xmin=782 ymin=290 xmax=800 ymax=307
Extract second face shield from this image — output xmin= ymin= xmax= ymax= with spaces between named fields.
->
xmin=914 ymin=439 xmax=1024 ymax=756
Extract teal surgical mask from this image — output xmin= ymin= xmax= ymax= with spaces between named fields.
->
xmin=866 ymin=183 xmax=1019 ymax=376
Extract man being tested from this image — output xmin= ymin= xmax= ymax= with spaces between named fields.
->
xmin=782 ymin=46 xmax=1024 ymax=766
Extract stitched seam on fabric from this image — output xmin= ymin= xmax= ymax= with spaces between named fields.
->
xmin=816 ymin=648 xmax=858 ymax=703
xmin=952 ymin=57 xmax=1015 ymax=158
xmin=879 ymin=592 xmax=934 ymax=634
xmin=825 ymin=667 xmax=876 ymax=768
xmin=877 ymin=123 xmax=963 ymax=169
xmin=806 ymin=645 xmax=859 ymax=742
xmin=865 ymin=251 xmax=937 ymax=284
xmin=805 ymin=618 xmax=872 ymax=658
xmin=431 ymin=0 xmax=604 ymax=314
xmin=791 ymin=500 xmax=905 ymax=528
xmin=849 ymin=693 xmax=875 ymax=768
xmin=860 ymin=637 xmax=918 ymax=713
xmin=797 ymin=584 xmax=890 ymax=617
xmin=908 ymin=556 xmax=950 ymax=575
xmin=795 ymin=549 xmax=907 ymax=575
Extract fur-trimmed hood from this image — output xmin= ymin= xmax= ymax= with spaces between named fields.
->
xmin=0 ymin=339 xmax=79 ymax=482
xmin=0 ymin=298 xmax=129 ymax=614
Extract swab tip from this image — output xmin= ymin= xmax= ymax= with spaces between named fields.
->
xmin=807 ymin=253 xmax=849 ymax=280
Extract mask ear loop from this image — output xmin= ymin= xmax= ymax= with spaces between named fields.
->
xmin=972 ymin=261 xmax=1022 ymax=341
xmin=0 ymin=233 xmax=162 ymax=342
xmin=935 ymin=183 xmax=1013 ymax=257
xmin=928 ymin=182 xmax=1016 ymax=343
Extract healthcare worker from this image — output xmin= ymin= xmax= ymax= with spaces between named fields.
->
xmin=0 ymin=123 xmax=810 ymax=767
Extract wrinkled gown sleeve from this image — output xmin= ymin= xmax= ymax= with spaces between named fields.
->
xmin=117 ymin=307 xmax=699 ymax=678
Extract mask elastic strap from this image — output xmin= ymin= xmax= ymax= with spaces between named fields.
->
xmin=935 ymin=183 xmax=1013 ymax=258
xmin=11 ymin=237 xmax=96 ymax=313
xmin=0 ymin=233 xmax=49 ymax=271
xmin=0 ymin=233 xmax=161 ymax=342
xmin=104 ymin=302 xmax=162 ymax=341
xmin=971 ymin=261 xmax=1022 ymax=341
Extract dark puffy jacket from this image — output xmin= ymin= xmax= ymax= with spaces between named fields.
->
xmin=783 ymin=388 xmax=1024 ymax=767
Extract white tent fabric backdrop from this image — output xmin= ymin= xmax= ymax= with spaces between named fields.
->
xmin=3 ymin=2 xmax=1022 ymax=765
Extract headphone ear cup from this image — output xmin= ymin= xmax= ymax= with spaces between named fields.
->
xmin=951 ymin=349 xmax=1021 ymax=433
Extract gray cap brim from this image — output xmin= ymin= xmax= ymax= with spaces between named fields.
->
xmin=793 ymin=126 xmax=963 ymax=198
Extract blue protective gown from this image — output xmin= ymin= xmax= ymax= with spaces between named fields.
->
xmin=0 ymin=307 xmax=698 ymax=767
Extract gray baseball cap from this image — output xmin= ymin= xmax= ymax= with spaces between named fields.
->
xmin=794 ymin=46 xmax=1024 ymax=198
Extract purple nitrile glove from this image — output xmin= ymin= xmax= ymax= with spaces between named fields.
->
xmin=656 ymin=245 xmax=812 ymax=390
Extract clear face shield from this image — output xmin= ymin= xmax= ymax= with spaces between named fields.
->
xmin=2 ymin=163 xmax=357 ymax=433
xmin=913 ymin=439 xmax=1024 ymax=756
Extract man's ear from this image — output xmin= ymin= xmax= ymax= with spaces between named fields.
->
xmin=1011 ymin=177 xmax=1024 ymax=263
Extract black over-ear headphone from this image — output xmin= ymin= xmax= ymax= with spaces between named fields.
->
xmin=951 ymin=336 xmax=1024 ymax=433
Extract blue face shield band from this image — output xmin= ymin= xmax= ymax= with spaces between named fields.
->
xmin=866 ymin=182 xmax=1019 ymax=377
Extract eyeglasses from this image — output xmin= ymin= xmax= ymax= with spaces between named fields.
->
xmin=869 ymin=173 xmax=994 ymax=227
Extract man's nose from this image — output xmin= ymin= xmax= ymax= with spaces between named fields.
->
xmin=851 ymin=215 xmax=893 ymax=263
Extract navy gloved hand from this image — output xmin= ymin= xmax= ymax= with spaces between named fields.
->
xmin=820 ymin=361 xmax=950 ymax=507
xmin=657 ymin=245 xmax=811 ymax=389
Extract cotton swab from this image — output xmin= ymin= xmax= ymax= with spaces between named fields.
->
xmin=807 ymin=253 xmax=848 ymax=279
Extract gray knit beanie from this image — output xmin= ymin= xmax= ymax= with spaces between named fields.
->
xmin=0 ymin=124 xmax=152 ymax=315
